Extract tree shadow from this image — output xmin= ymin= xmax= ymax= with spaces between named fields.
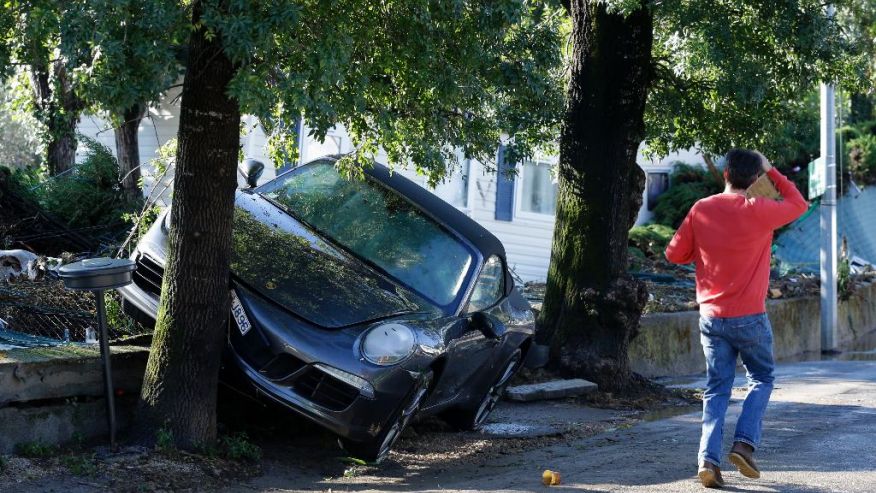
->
xmin=217 ymin=381 xmax=876 ymax=493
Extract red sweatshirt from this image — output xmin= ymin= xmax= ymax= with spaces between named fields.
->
xmin=664 ymin=168 xmax=808 ymax=318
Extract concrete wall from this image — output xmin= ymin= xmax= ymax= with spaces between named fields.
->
xmin=0 ymin=346 xmax=147 ymax=453
xmin=630 ymin=281 xmax=876 ymax=378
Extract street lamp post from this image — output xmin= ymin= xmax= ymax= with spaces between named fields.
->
xmin=59 ymin=257 xmax=137 ymax=450
xmin=819 ymin=81 xmax=838 ymax=353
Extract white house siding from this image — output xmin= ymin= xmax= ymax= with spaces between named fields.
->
xmin=76 ymin=87 xmax=184 ymax=205
xmin=75 ymin=91 xmax=704 ymax=282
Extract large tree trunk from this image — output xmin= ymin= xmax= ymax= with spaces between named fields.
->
xmin=29 ymin=60 xmax=81 ymax=175
xmin=536 ymin=1 xmax=652 ymax=393
xmin=136 ymin=1 xmax=240 ymax=448
xmin=114 ymin=103 xmax=147 ymax=202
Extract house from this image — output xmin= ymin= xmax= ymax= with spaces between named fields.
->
xmin=77 ymin=87 xmax=702 ymax=282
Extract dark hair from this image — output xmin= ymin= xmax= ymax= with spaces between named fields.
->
xmin=724 ymin=148 xmax=761 ymax=189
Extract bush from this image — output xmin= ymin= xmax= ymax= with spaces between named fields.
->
xmin=220 ymin=432 xmax=262 ymax=463
xmin=15 ymin=137 xmax=142 ymax=229
xmin=16 ymin=441 xmax=58 ymax=458
xmin=629 ymin=224 xmax=676 ymax=259
xmin=847 ymin=134 xmax=876 ymax=185
xmin=653 ymin=164 xmax=723 ymax=228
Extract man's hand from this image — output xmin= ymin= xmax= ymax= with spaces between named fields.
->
xmin=753 ymin=150 xmax=773 ymax=173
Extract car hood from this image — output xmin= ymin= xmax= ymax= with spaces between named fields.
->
xmin=231 ymin=193 xmax=437 ymax=329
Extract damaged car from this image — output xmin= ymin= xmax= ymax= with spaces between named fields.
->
xmin=119 ymin=156 xmax=536 ymax=462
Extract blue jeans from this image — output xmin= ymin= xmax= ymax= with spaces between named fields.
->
xmin=698 ymin=313 xmax=775 ymax=467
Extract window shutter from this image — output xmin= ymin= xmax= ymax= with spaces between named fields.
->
xmin=494 ymin=145 xmax=515 ymax=221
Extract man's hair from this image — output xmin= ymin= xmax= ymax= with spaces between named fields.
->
xmin=724 ymin=148 xmax=761 ymax=189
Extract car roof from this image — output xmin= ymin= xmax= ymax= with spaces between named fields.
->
xmin=304 ymin=155 xmax=508 ymax=265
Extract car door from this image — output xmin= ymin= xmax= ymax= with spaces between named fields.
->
xmin=438 ymin=255 xmax=508 ymax=402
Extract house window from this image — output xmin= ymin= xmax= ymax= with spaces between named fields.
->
xmin=520 ymin=160 xmax=557 ymax=215
xmin=646 ymin=172 xmax=670 ymax=211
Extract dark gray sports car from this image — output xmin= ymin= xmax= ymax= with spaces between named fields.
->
xmin=119 ymin=156 xmax=536 ymax=462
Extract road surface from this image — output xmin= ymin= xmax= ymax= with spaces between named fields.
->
xmin=242 ymin=357 xmax=876 ymax=492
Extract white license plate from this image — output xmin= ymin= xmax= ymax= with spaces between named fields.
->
xmin=230 ymin=290 xmax=252 ymax=336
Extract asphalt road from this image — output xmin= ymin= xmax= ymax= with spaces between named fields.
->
xmin=246 ymin=357 xmax=876 ymax=492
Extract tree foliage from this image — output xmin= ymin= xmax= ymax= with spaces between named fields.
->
xmin=642 ymin=0 xmax=862 ymax=159
xmin=47 ymin=0 xmax=566 ymax=447
xmin=53 ymin=0 xmax=565 ymax=181
xmin=60 ymin=0 xmax=186 ymax=118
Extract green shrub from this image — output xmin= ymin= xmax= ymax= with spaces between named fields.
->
xmin=652 ymin=164 xmax=723 ymax=228
xmin=18 ymin=137 xmax=142 ymax=229
xmin=156 ymin=427 xmax=175 ymax=453
xmin=629 ymin=224 xmax=676 ymax=258
xmin=220 ymin=432 xmax=262 ymax=463
xmin=16 ymin=441 xmax=58 ymax=458
xmin=847 ymin=134 xmax=876 ymax=185
xmin=61 ymin=453 xmax=98 ymax=476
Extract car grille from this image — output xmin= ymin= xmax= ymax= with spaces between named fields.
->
xmin=292 ymin=367 xmax=360 ymax=412
xmin=133 ymin=254 xmax=165 ymax=296
xmin=259 ymin=353 xmax=307 ymax=383
xmin=248 ymin=347 xmax=360 ymax=412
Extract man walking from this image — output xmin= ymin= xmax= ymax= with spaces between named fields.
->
xmin=665 ymin=149 xmax=808 ymax=488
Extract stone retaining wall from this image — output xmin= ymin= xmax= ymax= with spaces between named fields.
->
xmin=630 ymin=281 xmax=876 ymax=378
xmin=0 ymin=345 xmax=147 ymax=453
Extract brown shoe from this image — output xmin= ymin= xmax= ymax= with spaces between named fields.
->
xmin=698 ymin=462 xmax=725 ymax=488
xmin=728 ymin=441 xmax=761 ymax=479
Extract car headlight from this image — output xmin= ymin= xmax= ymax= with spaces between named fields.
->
xmin=361 ymin=323 xmax=416 ymax=366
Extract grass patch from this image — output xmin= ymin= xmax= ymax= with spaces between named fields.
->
xmin=220 ymin=432 xmax=261 ymax=463
xmin=156 ymin=427 xmax=175 ymax=453
xmin=62 ymin=453 xmax=98 ymax=476
xmin=17 ymin=441 xmax=58 ymax=458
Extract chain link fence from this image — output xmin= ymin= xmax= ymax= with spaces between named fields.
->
xmin=0 ymin=275 xmax=151 ymax=347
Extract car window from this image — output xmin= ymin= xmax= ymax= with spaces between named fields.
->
xmin=466 ymin=256 xmax=505 ymax=313
xmin=258 ymin=162 xmax=475 ymax=308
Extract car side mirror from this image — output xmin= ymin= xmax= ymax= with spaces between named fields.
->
xmin=239 ymin=159 xmax=265 ymax=188
xmin=468 ymin=312 xmax=505 ymax=339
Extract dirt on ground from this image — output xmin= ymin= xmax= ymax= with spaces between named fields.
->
xmin=4 ymin=385 xmax=701 ymax=492
xmin=1 ymin=445 xmax=259 ymax=492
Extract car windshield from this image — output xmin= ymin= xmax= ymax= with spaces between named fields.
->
xmin=258 ymin=162 xmax=475 ymax=308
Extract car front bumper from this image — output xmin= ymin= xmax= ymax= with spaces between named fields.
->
xmin=118 ymin=271 xmax=433 ymax=443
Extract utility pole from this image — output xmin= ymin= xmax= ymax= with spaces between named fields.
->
xmin=819 ymin=78 xmax=838 ymax=352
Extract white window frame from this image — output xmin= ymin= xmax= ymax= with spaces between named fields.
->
xmin=514 ymin=155 xmax=559 ymax=220
xmin=643 ymin=165 xmax=673 ymax=211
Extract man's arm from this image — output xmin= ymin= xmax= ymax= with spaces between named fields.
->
xmin=665 ymin=210 xmax=696 ymax=264
xmin=752 ymin=152 xmax=809 ymax=229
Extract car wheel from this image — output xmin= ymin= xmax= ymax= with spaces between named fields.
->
xmin=338 ymin=370 xmax=433 ymax=463
xmin=444 ymin=348 xmax=522 ymax=431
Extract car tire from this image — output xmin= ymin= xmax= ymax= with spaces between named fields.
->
xmin=443 ymin=348 xmax=522 ymax=431
xmin=338 ymin=370 xmax=433 ymax=463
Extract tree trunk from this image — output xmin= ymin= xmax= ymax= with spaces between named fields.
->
xmin=136 ymin=1 xmax=240 ymax=448
xmin=114 ymin=103 xmax=147 ymax=202
xmin=29 ymin=60 xmax=81 ymax=175
xmin=536 ymin=1 xmax=652 ymax=393
xmin=702 ymin=154 xmax=724 ymax=185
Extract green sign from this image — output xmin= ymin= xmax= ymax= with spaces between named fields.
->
xmin=809 ymin=157 xmax=826 ymax=199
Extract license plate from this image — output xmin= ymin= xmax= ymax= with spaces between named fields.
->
xmin=230 ymin=290 xmax=252 ymax=336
